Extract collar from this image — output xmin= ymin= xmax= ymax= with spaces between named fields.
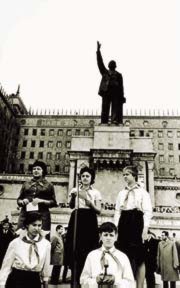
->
xmin=30 ymin=178 xmax=46 ymax=187
xmin=79 ymin=185 xmax=93 ymax=191
xmin=101 ymin=245 xmax=116 ymax=253
xmin=26 ymin=232 xmax=40 ymax=242
xmin=125 ymin=182 xmax=140 ymax=191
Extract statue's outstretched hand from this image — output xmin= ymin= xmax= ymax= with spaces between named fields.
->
xmin=97 ymin=41 xmax=101 ymax=50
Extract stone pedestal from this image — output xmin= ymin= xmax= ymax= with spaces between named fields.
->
xmin=69 ymin=124 xmax=156 ymax=206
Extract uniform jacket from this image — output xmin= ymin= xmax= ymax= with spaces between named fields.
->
xmin=157 ymin=239 xmax=179 ymax=281
xmin=96 ymin=49 xmax=125 ymax=102
xmin=51 ymin=233 xmax=64 ymax=265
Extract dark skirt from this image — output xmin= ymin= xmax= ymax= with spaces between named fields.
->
xmin=65 ymin=208 xmax=99 ymax=271
xmin=116 ymin=209 xmax=145 ymax=277
xmin=5 ymin=268 xmax=41 ymax=288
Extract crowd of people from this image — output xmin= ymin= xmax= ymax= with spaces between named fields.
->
xmin=0 ymin=160 xmax=180 ymax=287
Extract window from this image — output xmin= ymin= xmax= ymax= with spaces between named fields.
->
xmin=19 ymin=164 xmax=24 ymax=173
xmin=159 ymin=168 xmax=165 ymax=176
xmin=66 ymin=129 xmax=72 ymax=136
xmin=28 ymin=164 xmax=33 ymax=172
xmin=55 ymin=165 xmax=60 ymax=172
xmin=57 ymin=129 xmax=63 ymax=136
xmin=169 ymin=168 xmax=175 ymax=176
xmin=75 ymin=129 xmax=80 ymax=136
xmin=41 ymin=129 xmax=45 ymax=136
xmin=38 ymin=152 xmax=43 ymax=159
xmin=159 ymin=155 xmax=164 ymax=163
xmin=84 ymin=130 xmax=90 ymax=136
xmin=177 ymin=131 xmax=180 ymax=138
xmin=49 ymin=129 xmax=54 ymax=136
xmin=24 ymin=129 xmax=28 ymax=135
xmin=23 ymin=140 xmax=27 ymax=147
xmin=168 ymin=143 xmax=173 ymax=150
xmin=65 ymin=153 xmax=69 ymax=160
xmin=148 ymin=130 xmax=153 ymax=137
xmin=139 ymin=130 xmax=144 ymax=137
xmin=47 ymin=165 xmax=51 ymax=174
xmin=32 ymin=129 xmax=37 ymax=136
xmin=167 ymin=131 xmax=173 ymax=138
xmin=48 ymin=141 xmax=53 ymax=148
xmin=30 ymin=152 xmax=34 ymax=159
xmin=47 ymin=152 xmax=52 ymax=160
xmin=56 ymin=141 xmax=62 ymax=148
xmin=168 ymin=155 xmax=174 ymax=163
xmin=64 ymin=166 xmax=69 ymax=173
xmin=31 ymin=140 xmax=36 ymax=147
xmin=55 ymin=153 xmax=61 ymax=160
xmin=130 ymin=130 xmax=135 ymax=137
xmin=39 ymin=141 xmax=44 ymax=148
xmin=158 ymin=131 xmax=163 ymax=138
xmin=66 ymin=141 xmax=71 ymax=148
xmin=21 ymin=151 xmax=26 ymax=159
xmin=158 ymin=143 xmax=164 ymax=150
xmin=178 ymin=144 xmax=180 ymax=150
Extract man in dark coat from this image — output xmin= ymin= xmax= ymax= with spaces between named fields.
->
xmin=144 ymin=230 xmax=160 ymax=288
xmin=96 ymin=41 xmax=126 ymax=125
xmin=0 ymin=219 xmax=15 ymax=268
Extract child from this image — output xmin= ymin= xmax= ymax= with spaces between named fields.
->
xmin=80 ymin=222 xmax=134 ymax=287
xmin=114 ymin=165 xmax=152 ymax=288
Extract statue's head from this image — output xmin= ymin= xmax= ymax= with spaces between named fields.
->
xmin=108 ymin=60 xmax=116 ymax=70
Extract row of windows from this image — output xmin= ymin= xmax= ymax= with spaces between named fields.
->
xmin=157 ymin=143 xmax=180 ymax=151
xmin=23 ymin=128 xmax=90 ymax=137
xmin=159 ymin=167 xmax=175 ymax=177
xmin=20 ymin=151 xmax=70 ymax=160
xmin=19 ymin=163 xmax=70 ymax=173
xmin=130 ymin=130 xmax=180 ymax=138
xmin=22 ymin=140 xmax=71 ymax=148
xmin=158 ymin=155 xmax=180 ymax=163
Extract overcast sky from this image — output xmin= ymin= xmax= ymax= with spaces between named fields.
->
xmin=0 ymin=0 xmax=179 ymax=114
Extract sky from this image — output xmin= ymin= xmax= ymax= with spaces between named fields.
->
xmin=0 ymin=0 xmax=179 ymax=114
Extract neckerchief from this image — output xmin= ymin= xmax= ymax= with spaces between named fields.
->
xmin=22 ymin=234 xmax=43 ymax=264
xmin=100 ymin=248 xmax=123 ymax=271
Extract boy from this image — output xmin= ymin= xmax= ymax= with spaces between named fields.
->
xmin=80 ymin=222 xmax=134 ymax=287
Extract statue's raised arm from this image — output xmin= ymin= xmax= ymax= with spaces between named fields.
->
xmin=96 ymin=41 xmax=107 ymax=75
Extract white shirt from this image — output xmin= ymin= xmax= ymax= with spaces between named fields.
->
xmin=80 ymin=246 xmax=134 ymax=288
xmin=114 ymin=183 xmax=152 ymax=227
xmin=0 ymin=233 xmax=51 ymax=285
xmin=69 ymin=186 xmax=102 ymax=209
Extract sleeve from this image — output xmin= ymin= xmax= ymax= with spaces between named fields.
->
xmin=48 ymin=183 xmax=57 ymax=208
xmin=96 ymin=50 xmax=107 ymax=75
xmin=172 ymin=241 xmax=179 ymax=269
xmin=51 ymin=236 xmax=58 ymax=251
xmin=117 ymin=255 xmax=134 ymax=288
xmin=95 ymin=189 xmax=102 ymax=201
xmin=142 ymin=190 xmax=152 ymax=227
xmin=156 ymin=243 xmax=160 ymax=271
xmin=80 ymin=254 xmax=97 ymax=286
xmin=0 ymin=240 xmax=16 ymax=285
xmin=17 ymin=183 xmax=26 ymax=206
xmin=41 ymin=241 xmax=51 ymax=282
xmin=114 ymin=192 xmax=122 ymax=227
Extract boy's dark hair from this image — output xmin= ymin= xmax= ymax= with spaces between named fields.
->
xmin=23 ymin=212 xmax=42 ymax=227
xmin=162 ymin=230 xmax=169 ymax=237
xmin=79 ymin=166 xmax=95 ymax=185
xmin=56 ymin=224 xmax=63 ymax=231
xmin=99 ymin=222 xmax=117 ymax=234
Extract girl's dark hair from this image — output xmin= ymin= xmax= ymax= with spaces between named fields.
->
xmin=23 ymin=212 xmax=43 ymax=227
xmin=99 ymin=222 xmax=117 ymax=234
xmin=32 ymin=160 xmax=47 ymax=177
xmin=79 ymin=166 xmax=95 ymax=185
xmin=123 ymin=165 xmax=138 ymax=181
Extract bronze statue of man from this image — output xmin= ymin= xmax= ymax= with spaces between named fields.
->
xmin=96 ymin=41 xmax=126 ymax=125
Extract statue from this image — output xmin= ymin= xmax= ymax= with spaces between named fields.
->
xmin=96 ymin=41 xmax=126 ymax=125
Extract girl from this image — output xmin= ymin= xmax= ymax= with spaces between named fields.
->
xmin=114 ymin=165 xmax=152 ymax=288
xmin=0 ymin=212 xmax=51 ymax=288
xmin=66 ymin=166 xmax=102 ymax=284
